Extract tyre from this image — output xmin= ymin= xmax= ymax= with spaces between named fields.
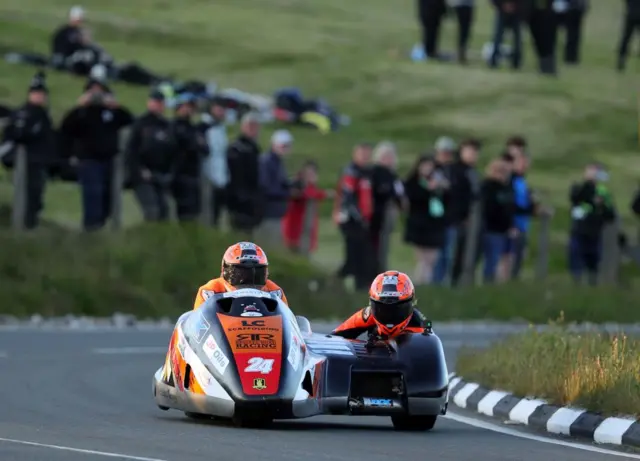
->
xmin=391 ymin=415 xmax=437 ymax=431
xmin=184 ymin=412 xmax=211 ymax=420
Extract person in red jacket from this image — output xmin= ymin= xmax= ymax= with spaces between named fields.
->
xmin=282 ymin=161 xmax=333 ymax=254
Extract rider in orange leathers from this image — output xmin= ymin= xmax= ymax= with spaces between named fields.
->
xmin=331 ymin=271 xmax=426 ymax=339
xmin=193 ymin=242 xmax=288 ymax=309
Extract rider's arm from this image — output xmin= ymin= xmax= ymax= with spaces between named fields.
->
xmin=331 ymin=307 xmax=375 ymax=339
xmin=193 ymin=280 xmax=219 ymax=310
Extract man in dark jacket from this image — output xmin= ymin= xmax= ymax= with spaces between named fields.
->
xmin=125 ymin=89 xmax=177 ymax=222
xmin=489 ymin=0 xmax=525 ymax=69
xmin=2 ymin=72 xmax=55 ymax=229
xmin=527 ymin=0 xmax=559 ymax=75
xmin=432 ymin=136 xmax=457 ymax=284
xmin=171 ymin=94 xmax=208 ymax=223
xmin=568 ymin=162 xmax=616 ymax=285
xmin=59 ymin=79 xmax=133 ymax=231
xmin=553 ymin=0 xmax=589 ymax=65
xmin=617 ymin=0 xmax=640 ymax=71
xmin=258 ymin=130 xmax=293 ymax=246
xmin=51 ymin=6 xmax=85 ymax=70
xmin=416 ymin=0 xmax=448 ymax=59
xmin=226 ymin=112 xmax=262 ymax=235
xmin=334 ymin=143 xmax=374 ymax=291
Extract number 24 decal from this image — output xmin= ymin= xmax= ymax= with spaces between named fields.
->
xmin=244 ymin=357 xmax=274 ymax=374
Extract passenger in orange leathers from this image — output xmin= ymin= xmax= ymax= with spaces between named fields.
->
xmin=193 ymin=242 xmax=288 ymax=309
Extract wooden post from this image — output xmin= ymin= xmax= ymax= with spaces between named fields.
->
xmin=599 ymin=221 xmax=620 ymax=285
xmin=11 ymin=145 xmax=27 ymax=231
xmin=534 ymin=212 xmax=552 ymax=281
xmin=110 ymin=153 xmax=123 ymax=231
xmin=200 ymin=169 xmax=212 ymax=227
xmin=459 ymin=201 xmax=481 ymax=287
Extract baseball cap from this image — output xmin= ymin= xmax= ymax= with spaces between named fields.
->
xmin=435 ymin=136 xmax=456 ymax=152
xmin=69 ymin=6 xmax=85 ymax=20
xmin=271 ymin=129 xmax=293 ymax=146
xmin=149 ymin=89 xmax=165 ymax=101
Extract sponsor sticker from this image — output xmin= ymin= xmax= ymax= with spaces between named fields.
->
xmin=177 ymin=328 xmax=188 ymax=357
xmin=253 ymin=378 xmax=267 ymax=390
xmin=362 ymin=306 xmax=371 ymax=322
xmin=363 ymin=398 xmax=394 ymax=407
xmin=221 ymin=288 xmax=271 ymax=299
xmin=218 ymin=314 xmax=283 ymax=354
xmin=202 ymin=334 xmax=230 ymax=375
xmin=188 ymin=313 xmax=210 ymax=344
xmin=235 ymin=333 xmax=277 ymax=350
xmin=382 ymin=275 xmax=398 ymax=286
xmin=201 ymin=289 xmax=215 ymax=301
xmin=306 ymin=339 xmax=353 ymax=356
xmin=244 ymin=357 xmax=274 ymax=374
xmin=169 ymin=335 xmax=184 ymax=391
xmin=240 ymin=304 xmax=263 ymax=317
xmin=287 ymin=332 xmax=302 ymax=371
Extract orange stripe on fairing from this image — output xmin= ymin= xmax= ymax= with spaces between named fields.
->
xmin=217 ymin=314 xmax=283 ymax=395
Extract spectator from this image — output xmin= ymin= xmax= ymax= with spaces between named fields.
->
xmin=282 ymin=161 xmax=332 ymax=254
xmin=505 ymin=134 xmax=527 ymax=157
xmin=334 ymin=143 xmax=374 ymax=291
xmin=125 ymin=89 xmax=176 ymax=222
xmin=258 ymin=129 xmax=294 ymax=247
xmin=568 ymin=162 xmax=616 ymax=285
xmin=51 ymin=5 xmax=85 ymax=70
xmin=404 ymin=155 xmax=448 ymax=285
xmin=480 ymin=158 xmax=516 ymax=283
xmin=449 ymin=0 xmax=475 ymax=64
xmin=199 ymin=97 xmax=228 ymax=227
xmin=553 ymin=0 xmax=589 ymax=65
xmin=0 ymin=104 xmax=11 ymax=120
xmin=448 ymin=138 xmax=482 ymax=286
xmin=66 ymin=28 xmax=114 ymax=78
xmin=2 ymin=72 xmax=55 ymax=229
xmin=171 ymin=94 xmax=208 ymax=223
xmin=617 ymin=0 xmax=640 ymax=72
xmin=59 ymin=79 xmax=133 ymax=231
xmin=226 ymin=112 xmax=262 ymax=235
xmin=416 ymin=0 xmax=447 ymax=60
xmin=432 ymin=136 xmax=456 ymax=284
xmin=370 ymin=141 xmax=405 ymax=273
xmin=528 ymin=0 xmax=558 ymax=75
xmin=488 ymin=0 xmax=524 ymax=69
xmin=632 ymin=185 xmax=640 ymax=217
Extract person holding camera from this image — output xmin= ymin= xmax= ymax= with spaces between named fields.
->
xmin=59 ymin=78 xmax=133 ymax=231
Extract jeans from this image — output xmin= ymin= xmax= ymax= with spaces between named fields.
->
xmin=490 ymin=12 xmax=522 ymax=68
xmin=506 ymin=232 xmax=528 ymax=279
xmin=568 ymin=233 xmax=601 ymax=285
xmin=77 ymin=159 xmax=113 ymax=231
xmin=134 ymin=180 xmax=170 ymax=222
xmin=433 ymin=226 xmax=458 ymax=284
xmin=172 ymin=176 xmax=200 ymax=222
xmin=482 ymin=232 xmax=508 ymax=283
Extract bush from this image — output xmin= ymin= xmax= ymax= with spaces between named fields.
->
xmin=456 ymin=326 xmax=640 ymax=417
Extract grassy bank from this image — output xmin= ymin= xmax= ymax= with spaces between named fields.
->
xmin=456 ymin=328 xmax=640 ymax=417
xmin=0 ymin=0 xmax=638 ymax=278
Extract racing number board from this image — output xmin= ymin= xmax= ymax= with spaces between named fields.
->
xmin=217 ymin=314 xmax=283 ymax=395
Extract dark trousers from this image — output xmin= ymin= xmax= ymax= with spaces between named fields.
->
xmin=417 ymin=0 xmax=446 ymax=57
xmin=134 ymin=180 xmax=170 ymax=222
xmin=24 ymin=163 xmax=47 ymax=229
xmin=568 ymin=233 xmax=601 ymax=285
xmin=482 ymin=232 xmax=509 ymax=283
xmin=77 ymin=159 xmax=113 ymax=231
xmin=338 ymin=222 xmax=374 ymax=291
xmin=528 ymin=9 xmax=558 ymax=74
xmin=211 ymin=186 xmax=227 ymax=227
xmin=172 ymin=176 xmax=200 ymax=222
xmin=554 ymin=10 xmax=585 ymax=64
xmin=618 ymin=13 xmax=640 ymax=69
xmin=454 ymin=6 xmax=474 ymax=62
xmin=490 ymin=12 xmax=522 ymax=68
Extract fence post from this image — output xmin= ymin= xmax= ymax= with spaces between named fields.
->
xmin=599 ymin=221 xmax=620 ymax=285
xmin=110 ymin=153 xmax=123 ymax=231
xmin=200 ymin=168 xmax=212 ymax=227
xmin=534 ymin=212 xmax=552 ymax=281
xmin=298 ymin=199 xmax=316 ymax=257
xmin=459 ymin=200 xmax=481 ymax=287
xmin=11 ymin=145 xmax=27 ymax=231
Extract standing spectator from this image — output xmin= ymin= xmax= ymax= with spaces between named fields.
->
xmin=199 ymin=98 xmax=228 ymax=227
xmin=59 ymin=79 xmax=133 ymax=231
xmin=568 ymin=163 xmax=616 ymax=285
xmin=553 ymin=0 xmax=589 ymax=65
xmin=404 ymin=155 xmax=448 ymax=285
xmin=432 ymin=136 xmax=456 ymax=284
xmin=617 ymin=0 xmax=640 ymax=72
xmin=505 ymin=134 xmax=527 ymax=157
xmin=258 ymin=130 xmax=294 ymax=247
xmin=125 ymin=89 xmax=176 ymax=222
xmin=416 ymin=0 xmax=448 ymax=60
xmin=370 ymin=141 xmax=405 ymax=273
xmin=488 ymin=0 xmax=524 ymax=69
xmin=480 ymin=158 xmax=516 ymax=283
xmin=449 ymin=0 xmax=476 ymax=64
xmin=282 ymin=161 xmax=332 ymax=254
xmin=226 ymin=113 xmax=262 ymax=235
xmin=171 ymin=94 xmax=208 ymax=223
xmin=51 ymin=6 xmax=85 ymax=70
xmin=528 ymin=0 xmax=558 ymax=75
xmin=448 ymin=139 xmax=482 ymax=286
xmin=334 ymin=143 xmax=374 ymax=291
xmin=2 ymin=72 xmax=55 ymax=229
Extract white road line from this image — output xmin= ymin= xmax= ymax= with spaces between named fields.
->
xmin=445 ymin=411 xmax=640 ymax=459
xmin=0 ymin=437 xmax=169 ymax=461
xmin=92 ymin=347 xmax=166 ymax=355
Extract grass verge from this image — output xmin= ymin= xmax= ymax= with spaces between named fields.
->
xmin=456 ymin=325 xmax=640 ymax=417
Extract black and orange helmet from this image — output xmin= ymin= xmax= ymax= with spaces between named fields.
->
xmin=369 ymin=271 xmax=415 ymax=337
xmin=221 ymin=242 xmax=269 ymax=288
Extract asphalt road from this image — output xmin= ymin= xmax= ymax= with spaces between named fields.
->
xmin=0 ymin=326 xmax=637 ymax=461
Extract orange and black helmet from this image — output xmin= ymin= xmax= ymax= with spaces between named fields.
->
xmin=369 ymin=271 xmax=415 ymax=337
xmin=221 ymin=242 xmax=269 ymax=288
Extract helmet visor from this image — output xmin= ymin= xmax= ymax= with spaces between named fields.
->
xmin=370 ymin=299 xmax=413 ymax=328
xmin=223 ymin=264 xmax=268 ymax=287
